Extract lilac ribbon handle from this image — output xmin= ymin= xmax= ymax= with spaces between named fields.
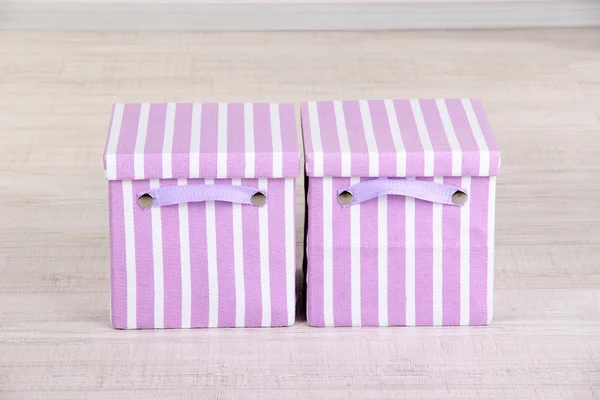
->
xmin=337 ymin=178 xmax=468 ymax=208
xmin=138 ymin=184 xmax=267 ymax=209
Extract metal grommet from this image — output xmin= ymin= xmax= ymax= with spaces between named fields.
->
xmin=251 ymin=192 xmax=267 ymax=207
xmin=451 ymin=191 xmax=468 ymax=206
xmin=138 ymin=194 xmax=155 ymax=209
xmin=338 ymin=190 xmax=354 ymax=206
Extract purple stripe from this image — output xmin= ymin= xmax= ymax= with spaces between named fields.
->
xmin=199 ymin=103 xmax=219 ymax=178
xmin=160 ymin=179 xmax=182 ymax=328
xmin=420 ymin=99 xmax=453 ymax=177
xmin=132 ymin=180 xmax=154 ymax=329
xmin=271 ymin=103 xmax=300 ymax=177
xmin=241 ymin=178 xmax=262 ymax=327
xmin=367 ymin=100 xmax=396 ymax=177
xmin=103 ymin=104 xmax=117 ymax=170
xmin=116 ymin=104 xmax=140 ymax=153
xmin=253 ymin=103 xmax=274 ymax=178
xmin=227 ymin=103 xmax=246 ymax=174
xmin=306 ymin=177 xmax=324 ymax=327
xmin=414 ymin=177 xmax=434 ymax=326
xmin=171 ymin=103 xmax=193 ymax=178
xmin=387 ymin=186 xmax=406 ymax=326
xmin=300 ymin=103 xmax=316 ymax=177
xmin=317 ymin=101 xmax=342 ymax=177
xmin=115 ymin=104 xmax=140 ymax=180
xmin=444 ymin=99 xmax=480 ymax=177
xmin=393 ymin=100 xmax=425 ymax=177
xmin=144 ymin=104 xmax=167 ymax=179
xmin=470 ymin=100 xmax=501 ymax=176
xmin=442 ymin=176 xmax=462 ymax=325
xmin=280 ymin=104 xmax=298 ymax=153
xmin=267 ymin=179 xmax=288 ymax=326
xmin=109 ymin=181 xmax=127 ymax=329
xmin=469 ymin=177 xmax=489 ymax=325
xmin=215 ymin=178 xmax=236 ymax=327
xmin=359 ymin=178 xmax=379 ymax=326
xmin=342 ymin=101 xmax=369 ymax=177
xmin=279 ymin=103 xmax=300 ymax=177
xmin=188 ymin=178 xmax=209 ymax=328
xmin=332 ymin=177 xmax=352 ymax=326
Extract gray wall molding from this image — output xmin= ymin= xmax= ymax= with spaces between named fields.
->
xmin=1 ymin=1 xmax=599 ymax=30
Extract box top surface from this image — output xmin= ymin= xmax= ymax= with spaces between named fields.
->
xmin=301 ymin=98 xmax=500 ymax=178
xmin=103 ymin=102 xmax=300 ymax=181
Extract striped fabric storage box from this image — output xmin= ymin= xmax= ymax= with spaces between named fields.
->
xmin=301 ymin=99 xmax=500 ymax=327
xmin=103 ymin=102 xmax=299 ymax=329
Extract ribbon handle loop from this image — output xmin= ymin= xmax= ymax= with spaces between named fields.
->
xmin=138 ymin=184 xmax=267 ymax=209
xmin=337 ymin=178 xmax=467 ymax=207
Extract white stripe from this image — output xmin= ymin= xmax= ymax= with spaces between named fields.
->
xmin=432 ymin=176 xmax=444 ymax=326
xmin=217 ymin=102 xmax=228 ymax=179
xmin=378 ymin=192 xmax=388 ymax=326
xmin=323 ymin=176 xmax=334 ymax=326
xmin=462 ymin=99 xmax=490 ymax=176
xmin=231 ymin=178 xmax=246 ymax=327
xmin=459 ymin=176 xmax=471 ymax=325
xmin=133 ymin=103 xmax=150 ymax=180
xmin=285 ymin=178 xmax=296 ymax=326
xmin=350 ymin=176 xmax=361 ymax=326
xmin=307 ymin=102 xmax=324 ymax=177
xmin=105 ymin=155 xmax=118 ymax=181
xmin=150 ymin=179 xmax=164 ymax=329
xmin=405 ymin=188 xmax=416 ymax=326
xmin=270 ymin=103 xmax=283 ymax=178
xmin=122 ymin=180 xmax=137 ymax=329
xmin=384 ymin=99 xmax=406 ymax=177
xmin=162 ymin=103 xmax=176 ymax=179
xmin=258 ymin=178 xmax=271 ymax=326
xmin=190 ymin=103 xmax=202 ymax=179
xmin=358 ymin=100 xmax=379 ymax=177
xmin=205 ymin=178 xmax=219 ymax=328
xmin=105 ymin=103 xmax=124 ymax=180
xmin=178 ymin=178 xmax=191 ymax=328
xmin=244 ymin=103 xmax=255 ymax=178
xmin=410 ymin=99 xmax=435 ymax=177
xmin=487 ymin=176 xmax=497 ymax=324
xmin=333 ymin=101 xmax=352 ymax=177
xmin=436 ymin=99 xmax=463 ymax=177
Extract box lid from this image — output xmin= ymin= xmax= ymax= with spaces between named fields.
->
xmin=103 ymin=102 xmax=300 ymax=181
xmin=301 ymin=98 xmax=500 ymax=178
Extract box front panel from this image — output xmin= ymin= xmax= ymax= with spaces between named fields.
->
xmin=305 ymin=176 xmax=496 ymax=327
xmin=109 ymin=177 xmax=296 ymax=329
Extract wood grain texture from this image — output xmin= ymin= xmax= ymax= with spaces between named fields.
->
xmin=0 ymin=29 xmax=599 ymax=399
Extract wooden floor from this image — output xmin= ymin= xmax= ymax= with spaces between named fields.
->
xmin=1 ymin=29 xmax=599 ymax=399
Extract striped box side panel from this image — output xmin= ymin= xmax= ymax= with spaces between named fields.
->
xmin=305 ymin=176 xmax=494 ymax=327
xmin=108 ymin=177 xmax=296 ymax=329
